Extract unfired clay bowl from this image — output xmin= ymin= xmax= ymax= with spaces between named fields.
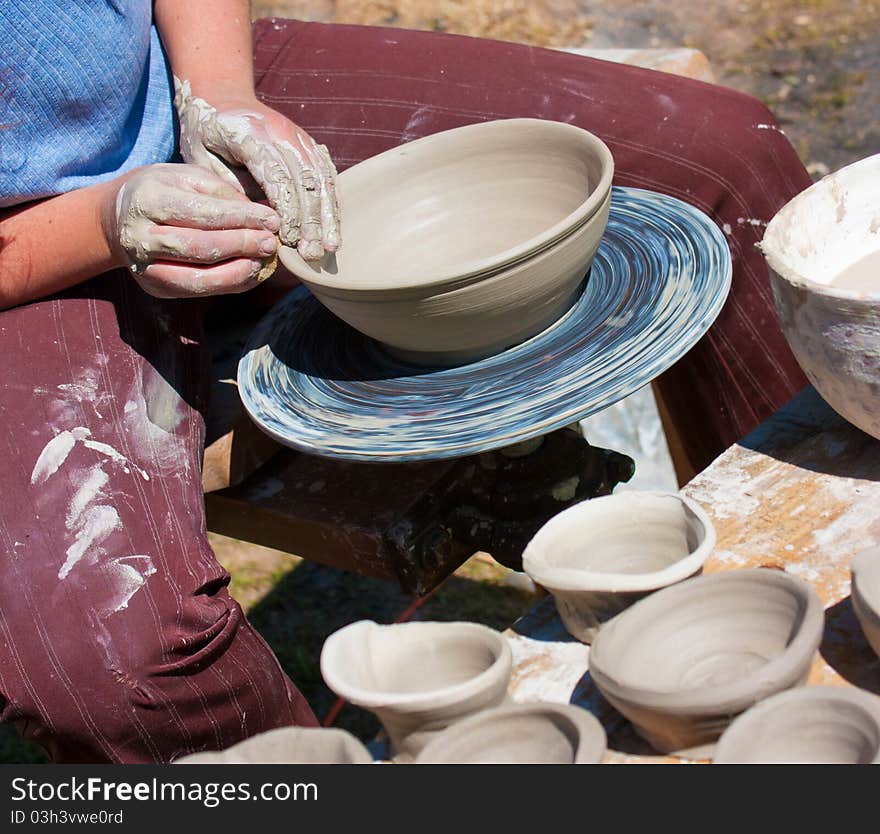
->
xmin=414 ymin=703 xmax=607 ymax=764
xmin=174 ymin=726 xmax=373 ymax=764
xmin=522 ymin=491 xmax=715 ymax=643
xmin=319 ymin=620 xmax=512 ymax=762
xmin=588 ymin=568 xmax=824 ymax=756
xmin=280 ymin=118 xmax=614 ymax=365
xmin=760 ymin=153 xmax=880 ymax=441
xmin=851 ymin=546 xmax=880 ymax=659
xmin=714 ymin=686 xmax=880 ymax=764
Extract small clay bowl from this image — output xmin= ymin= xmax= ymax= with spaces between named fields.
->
xmin=414 ymin=703 xmax=607 ymax=764
xmin=174 ymin=726 xmax=373 ymax=764
xmin=714 ymin=686 xmax=880 ymax=764
xmin=851 ymin=546 xmax=880 ymax=658
xmin=589 ymin=568 xmax=824 ymax=756
xmin=760 ymin=152 xmax=880 ymax=441
xmin=320 ymin=620 xmax=512 ymax=762
xmin=522 ymin=491 xmax=715 ymax=643
xmin=281 ymin=118 xmax=613 ymax=365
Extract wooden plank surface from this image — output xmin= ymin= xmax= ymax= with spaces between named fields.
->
xmin=506 ymin=386 xmax=880 ymax=763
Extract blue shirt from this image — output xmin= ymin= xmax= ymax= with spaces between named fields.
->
xmin=0 ymin=1 xmax=176 ymax=207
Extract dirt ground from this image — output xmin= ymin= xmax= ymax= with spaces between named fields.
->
xmin=579 ymin=0 xmax=880 ymax=176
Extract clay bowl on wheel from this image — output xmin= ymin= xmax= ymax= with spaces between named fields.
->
xmin=588 ymin=568 xmax=824 ymax=756
xmin=414 ymin=702 xmax=607 ymax=764
xmin=851 ymin=546 xmax=880 ymax=659
xmin=713 ymin=686 xmax=880 ymax=764
xmin=174 ymin=726 xmax=373 ymax=764
xmin=522 ymin=491 xmax=715 ymax=643
xmin=319 ymin=620 xmax=512 ymax=762
xmin=759 ymin=152 xmax=880 ymax=441
xmin=280 ymin=118 xmax=614 ymax=366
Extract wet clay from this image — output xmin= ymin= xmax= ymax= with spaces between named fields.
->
xmin=319 ymin=620 xmax=512 ymax=762
xmin=522 ymin=491 xmax=715 ymax=643
xmin=414 ymin=703 xmax=607 ymax=764
xmin=588 ymin=569 xmax=824 ymax=756
xmin=714 ymin=687 xmax=880 ymax=764
xmin=278 ymin=118 xmax=614 ymax=365
xmin=256 ymin=248 xmax=278 ymax=283
xmin=760 ymin=152 xmax=880 ymax=441
xmin=828 ymin=249 xmax=880 ymax=293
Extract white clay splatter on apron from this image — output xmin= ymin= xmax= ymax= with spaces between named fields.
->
xmin=59 ymin=504 xmax=122 ymax=580
xmin=95 ymin=555 xmax=157 ymax=616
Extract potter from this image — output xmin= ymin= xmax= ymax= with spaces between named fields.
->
xmin=0 ymin=1 xmax=342 ymax=764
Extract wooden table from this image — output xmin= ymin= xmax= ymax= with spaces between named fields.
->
xmin=505 ymin=386 xmax=880 ymax=763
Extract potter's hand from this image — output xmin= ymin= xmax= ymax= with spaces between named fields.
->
xmin=107 ymin=163 xmax=281 ymax=298
xmin=173 ymin=77 xmax=340 ymax=261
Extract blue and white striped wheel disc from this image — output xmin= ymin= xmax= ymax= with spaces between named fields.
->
xmin=238 ymin=186 xmax=731 ymax=462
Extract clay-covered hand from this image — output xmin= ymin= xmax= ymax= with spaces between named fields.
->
xmin=107 ymin=163 xmax=282 ymax=298
xmin=174 ymin=77 xmax=340 ymax=261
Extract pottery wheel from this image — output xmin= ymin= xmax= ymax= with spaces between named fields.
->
xmin=238 ymin=186 xmax=731 ymax=462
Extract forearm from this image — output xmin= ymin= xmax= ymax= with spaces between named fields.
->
xmin=0 ymin=180 xmax=125 ymax=310
xmin=153 ymin=0 xmax=256 ymax=99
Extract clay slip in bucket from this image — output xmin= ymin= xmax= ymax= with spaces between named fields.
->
xmin=759 ymin=152 xmax=880 ymax=441
xmin=320 ymin=620 xmax=512 ymax=761
xmin=522 ymin=491 xmax=715 ymax=643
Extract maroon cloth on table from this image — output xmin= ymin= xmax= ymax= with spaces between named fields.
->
xmin=0 ymin=20 xmax=809 ymax=763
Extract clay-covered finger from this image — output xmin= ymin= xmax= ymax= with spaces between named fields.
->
xmin=146 ymin=226 xmax=278 ymax=264
xmin=277 ymin=140 xmax=323 ymax=260
xmin=148 ymin=190 xmax=280 ymax=232
xmin=248 ymin=141 xmax=302 ymax=248
xmin=168 ymin=163 xmax=254 ymax=203
xmin=206 ymin=120 xmax=302 ymax=247
xmin=313 ymin=142 xmax=341 ymax=251
xmin=183 ymin=141 xmax=244 ymax=194
xmin=136 ymin=258 xmax=265 ymax=298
